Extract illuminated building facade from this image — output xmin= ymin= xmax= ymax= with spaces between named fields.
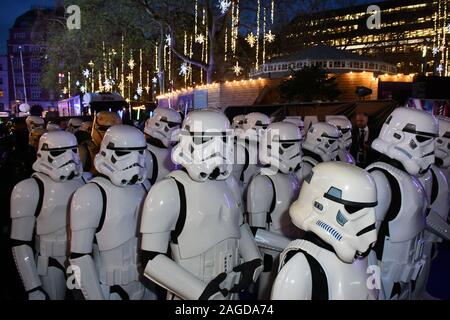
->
xmin=280 ymin=0 xmax=449 ymax=76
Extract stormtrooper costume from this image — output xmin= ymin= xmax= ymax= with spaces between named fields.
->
xmin=366 ymin=107 xmax=438 ymax=300
xmin=144 ymin=107 xmax=181 ymax=185
xmin=11 ymin=131 xmax=87 ymax=300
xmin=233 ymin=112 xmax=271 ymax=196
xmin=283 ymin=116 xmax=305 ymax=138
xmin=232 ymin=115 xmax=246 ymax=130
xmin=69 ymin=125 xmax=155 ymax=300
xmin=78 ymin=111 xmax=121 ymax=173
xmin=413 ymin=116 xmax=450 ymax=299
xmin=66 ymin=118 xmax=83 ymax=134
xmin=140 ymin=110 xmax=263 ymax=300
xmin=25 ymin=116 xmax=45 ymax=132
xmin=247 ymin=122 xmax=302 ymax=299
xmin=271 ymin=162 xmax=378 ymax=300
xmin=300 ymin=122 xmax=340 ymax=181
xmin=327 ymin=116 xmax=355 ymax=164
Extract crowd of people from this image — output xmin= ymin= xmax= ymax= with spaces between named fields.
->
xmin=1 ymin=105 xmax=449 ymax=300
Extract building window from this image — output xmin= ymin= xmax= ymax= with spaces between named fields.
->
xmin=31 ymin=88 xmax=41 ymax=100
xmin=14 ymin=32 xmax=25 ymax=40
xmin=30 ymin=58 xmax=41 ymax=69
xmin=15 ymin=74 xmax=23 ymax=85
xmin=30 ymin=73 xmax=40 ymax=84
xmin=0 ymin=103 xmax=4 ymax=111
xmin=0 ymin=78 xmax=3 ymax=85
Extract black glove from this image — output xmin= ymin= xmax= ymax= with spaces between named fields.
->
xmin=230 ymin=259 xmax=262 ymax=293
xmin=198 ymin=272 xmax=229 ymax=300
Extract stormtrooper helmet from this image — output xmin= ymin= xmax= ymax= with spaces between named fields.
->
xmin=290 ymin=162 xmax=378 ymax=263
xmin=144 ymin=107 xmax=182 ymax=148
xmin=92 ymin=111 xmax=122 ymax=147
xmin=172 ymin=109 xmax=234 ymax=182
xmin=303 ymin=122 xmax=341 ymax=162
xmin=33 ymin=131 xmax=82 ymax=182
xmin=327 ymin=116 xmax=352 ymax=151
xmin=283 ymin=116 xmax=305 ymax=137
xmin=239 ymin=112 xmax=271 ymax=142
xmin=25 ymin=116 xmax=45 ymax=132
xmin=435 ymin=116 xmax=450 ymax=168
xmin=46 ymin=122 xmax=61 ymax=132
xmin=232 ymin=115 xmax=246 ymax=129
xmin=260 ymin=122 xmax=302 ymax=174
xmin=66 ymin=118 xmax=83 ymax=134
xmin=372 ymin=107 xmax=438 ymax=176
xmin=94 ymin=125 xmax=147 ymax=186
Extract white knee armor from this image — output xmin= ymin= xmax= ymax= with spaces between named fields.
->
xmin=367 ymin=107 xmax=438 ymax=300
xmin=11 ymin=131 xmax=87 ymax=300
xmin=247 ymin=122 xmax=302 ymax=299
xmin=144 ymin=107 xmax=181 ymax=184
xmin=272 ymin=162 xmax=378 ymax=300
xmin=69 ymin=125 xmax=155 ymax=300
xmin=300 ymin=122 xmax=340 ymax=181
xmin=327 ymin=116 xmax=355 ymax=164
xmin=140 ymin=110 xmax=263 ymax=300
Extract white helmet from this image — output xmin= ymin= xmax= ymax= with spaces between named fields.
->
xmin=25 ymin=116 xmax=44 ymax=131
xmin=372 ymin=107 xmax=438 ymax=176
xmin=232 ymin=115 xmax=246 ymax=129
xmin=94 ymin=125 xmax=147 ymax=186
xmin=289 ymin=162 xmax=378 ymax=263
xmin=327 ymin=116 xmax=352 ymax=150
xmin=172 ymin=109 xmax=234 ymax=182
xmin=66 ymin=118 xmax=83 ymax=134
xmin=46 ymin=122 xmax=61 ymax=132
xmin=435 ymin=116 xmax=450 ymax=168
xmin=283 ymin=116 xmax=305 ymax=137
xmin=303 ymin=122 xmax=341 ymax=162
xmin=260 ymin=122 xmax=302 ymax=175
xmin=144 ymin=107 xmax=182 ymax=148
xmin=238 ymin=112 xmax=271 ymax=142
xmin=33 ymin=131 xmax=82 ymax=182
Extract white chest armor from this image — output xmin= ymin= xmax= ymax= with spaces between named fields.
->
xmin=168 ymin=170 xmax=242 ymax=283
xmin=33 ymin=172 xmax=85 ymax=258
xmin=90 ymin=177 xmax=147 ymax=285
xmin=234 ymin=140 xmax=261 ymax=193
xmin=428 ymin=165 xmax=450 ymax=224
xmin=146 ymin=143 xmax=176 ymax=184
xmin=258 ymin=173 xmax=300 ymax=238
xmin=279 ymin=240 xmax=377 ymax=300
xmin=366 ymin=161 xmax=427 ymax=298
xmin=336 ymin=149 xmax=355 ymax=165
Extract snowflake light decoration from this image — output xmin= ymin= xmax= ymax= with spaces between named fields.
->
xmin=165 ymin=34 xmax=172 ymax=47
xmin=246 ymin=32 xmax=257 ymax=48
xmin=103 ymin=79 xmax=112 ymax=92
xmin=75 ymin=80 xmax=80 ymax=86
xmin=137 ymin=84 xmax=143 ymax=96
xmin=432 ymin=47 xmax=442 ymax=56
xmin=179 ymin=63 xmax=190 ymax=76
xmin=82 ymin=69 xmax=90 ymax=78
xmin=195 ymin=33 xmax=205 ymax=44
xmin=437 ymin=64 xmax=444 ymax=75
xmin=265 ymin=30 xmax=275 ymax=43
xmin=232 ymin=62 xmax=243 ymax=76
xmin=128 ymin=58 xmax=136 ymax=70
xmin=145 ymin=85 xmax=150 ymax=93
xmin=217 ymin=0 xmax=232 ymax=15
xmin=152 ymin=76 xmax=158 ymax=84
xmin=448 ymin=23 xmax=450 ymax=32
xmin=126 ymin=74 xmax=133 ymax=83
xmin=80 ymin=86 xmax=86 ymax=93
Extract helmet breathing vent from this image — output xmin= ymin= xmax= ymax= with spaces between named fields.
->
xmin=316 ymin=220 xmax=343 ymax=241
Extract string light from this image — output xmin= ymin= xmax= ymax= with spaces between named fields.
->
xmin=271 ymin=0 xmax=275 ymax=24
xmin=256 ymin=0 xmax=260 ymax=69
xmin=263 ymin=8 xmax=266 ymax=65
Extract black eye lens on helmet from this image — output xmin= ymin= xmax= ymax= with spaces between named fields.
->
xmin=167 ymin=122 xmax=179 ymax=128
xmin=328 ymin=139 xmax=336 ymax=144
xmin=50 ymin=150 xmax=65 ymax=157
xmin=416 ymin=135 xmax=432 ymax=143
xmin=72 ymin=148 xmax=78 ymax=154
xmin=282 ymin=143 xmax=294 ymax=149
xmin=344 ymin=204 xmax=362 ymax=214
xmin=341 ymin=129 xmax=350 ymax=134
xmin=115 ymin=150 xmax=131 ymax=157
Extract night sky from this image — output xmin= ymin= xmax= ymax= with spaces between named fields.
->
xmin=0 ymin=0 xmax=383 ymax=54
